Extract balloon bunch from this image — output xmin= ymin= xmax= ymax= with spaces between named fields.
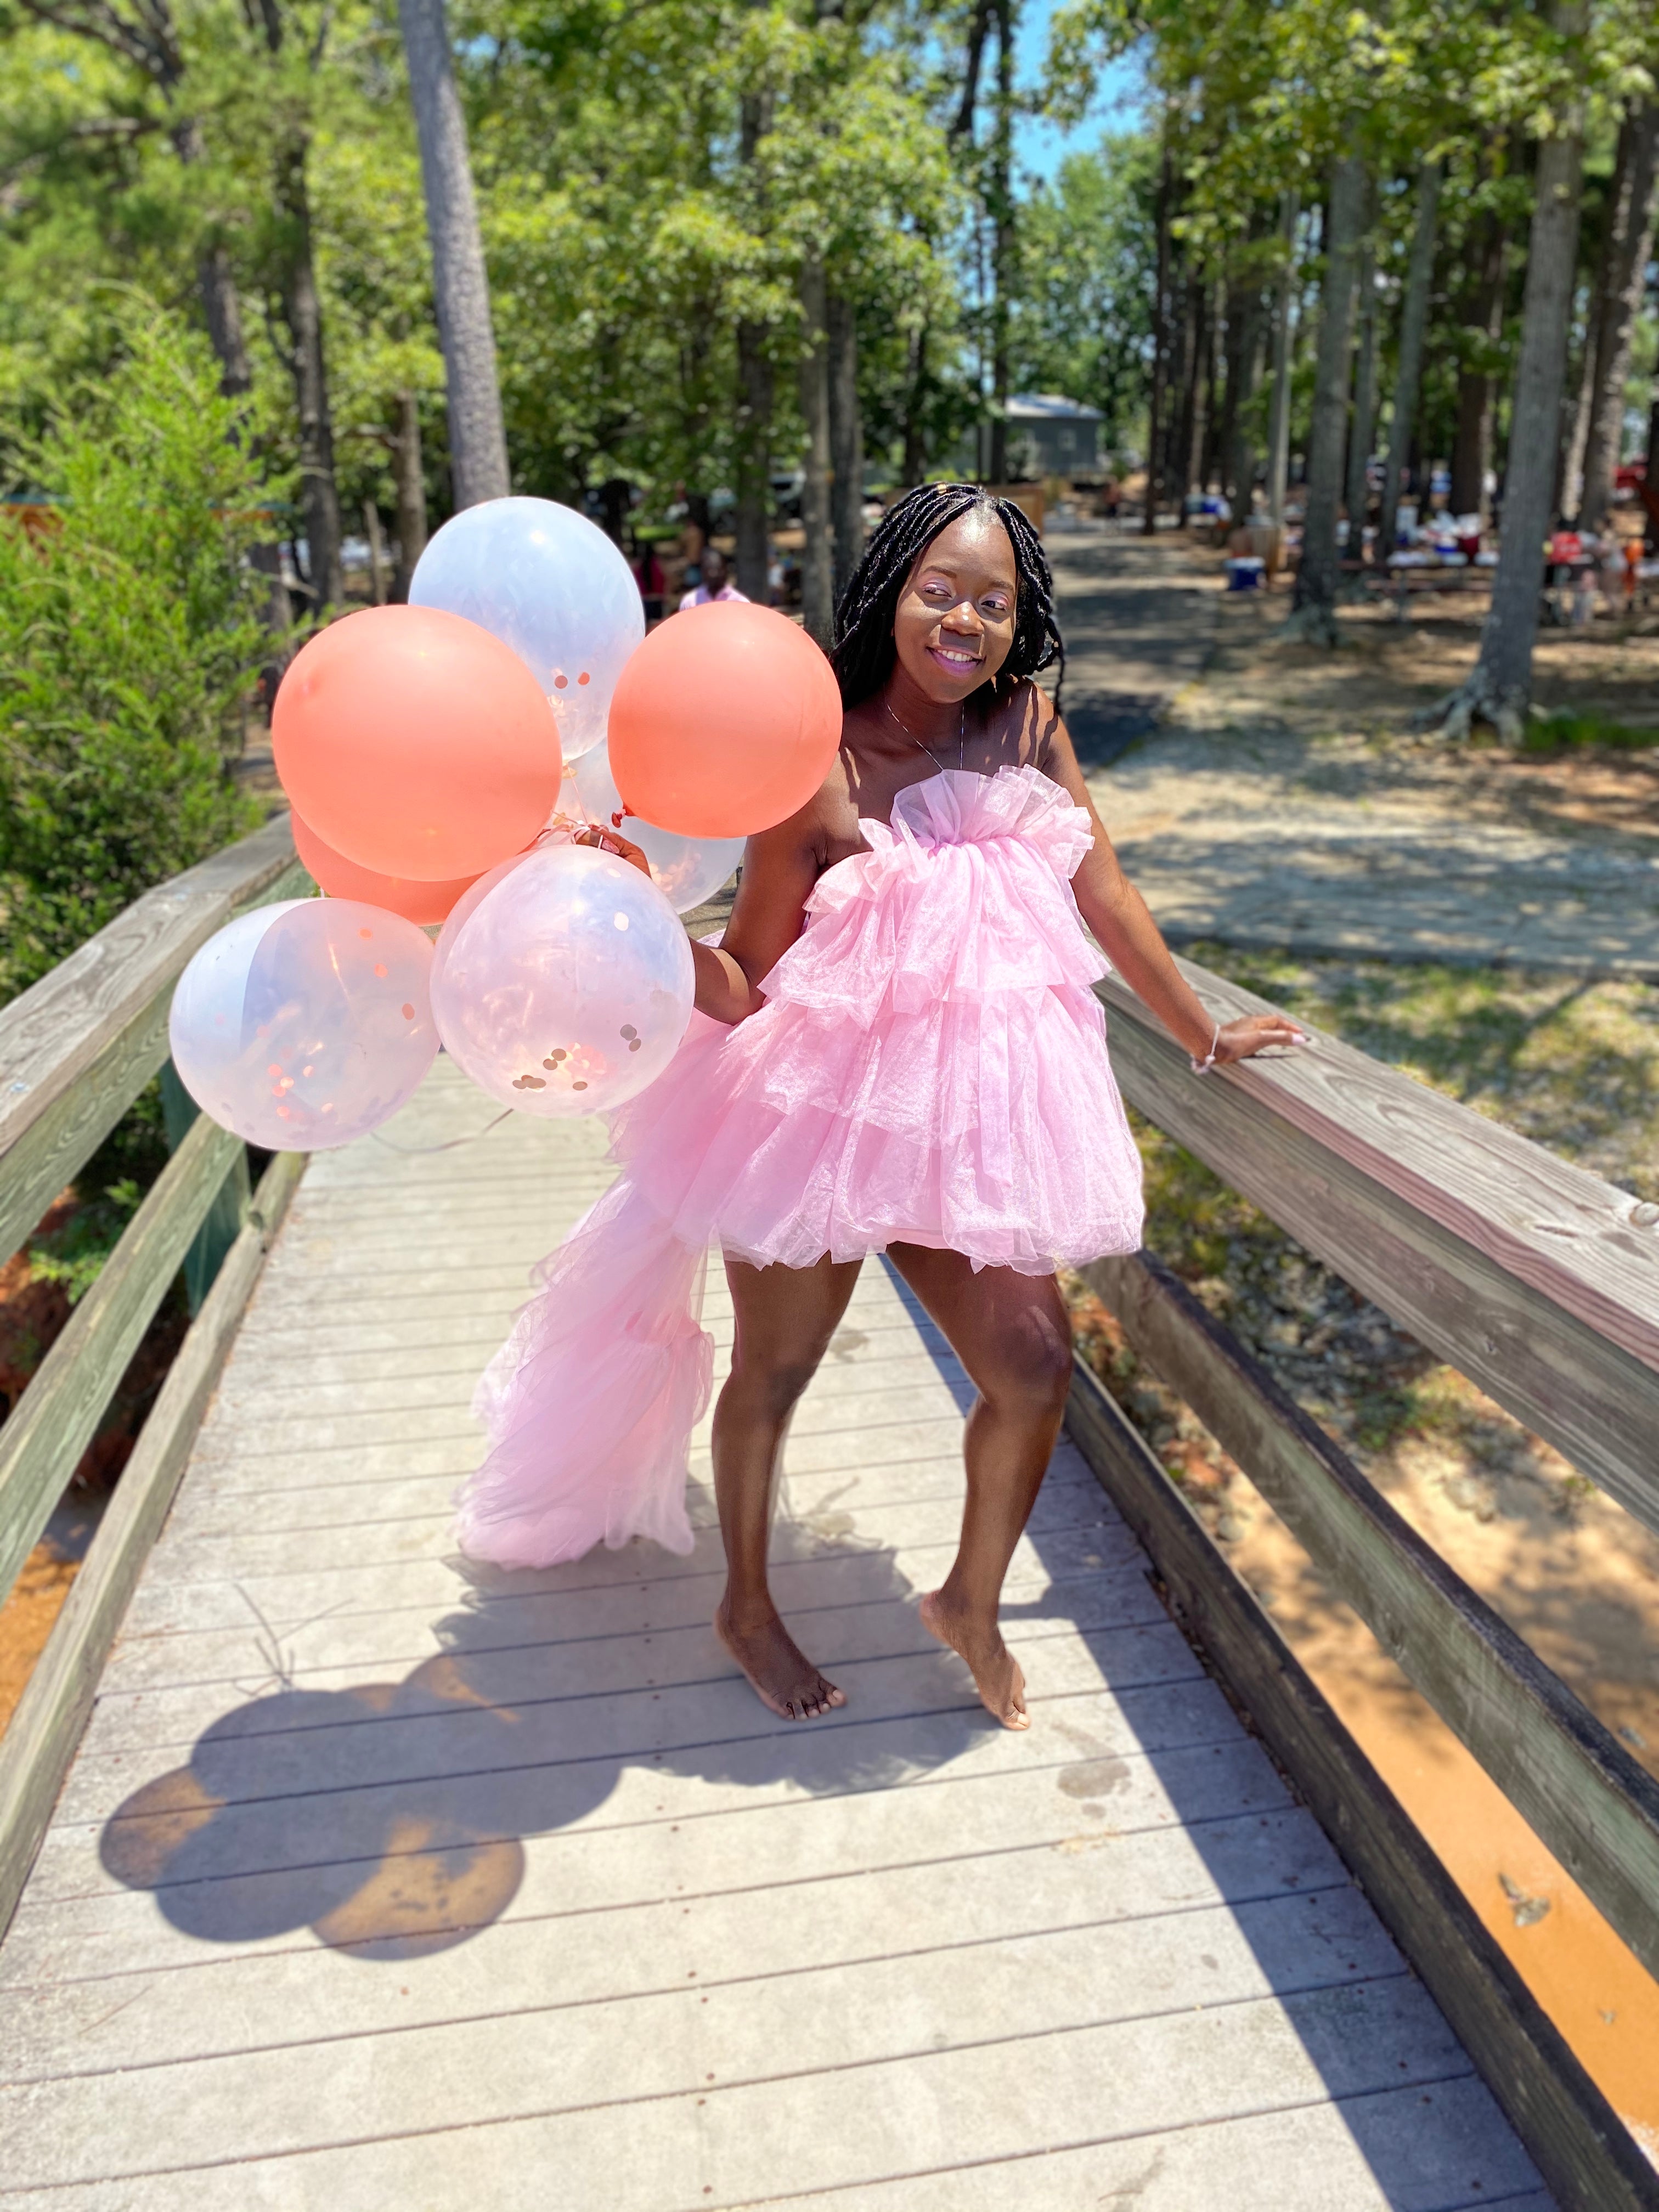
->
xmin=169 ymin=500 xmax=843 ymax=1151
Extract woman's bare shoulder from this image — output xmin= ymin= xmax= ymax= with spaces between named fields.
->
xmin=994 ymin=676 xmax=1063 ymax=770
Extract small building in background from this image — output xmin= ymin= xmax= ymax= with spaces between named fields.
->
xmin=1006 ymin=394 xmax=1103 ymax=479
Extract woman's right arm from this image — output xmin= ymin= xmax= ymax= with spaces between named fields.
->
xmin=691 ymin=801 xmax=824 ymax=1025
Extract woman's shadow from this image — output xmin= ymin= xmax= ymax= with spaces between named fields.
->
xmin=98 ymin=1459 xmax=1118 ymax=1962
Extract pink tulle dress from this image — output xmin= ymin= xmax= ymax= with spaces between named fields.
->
xmin=460 ymin=765 xmax=1146 ymax=1568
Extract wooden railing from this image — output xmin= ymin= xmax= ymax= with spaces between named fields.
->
xmin=0 ymin=816 xmax=308 ymax=1928
xmin=1065 ymin=953 xmax=1659 ymax=2212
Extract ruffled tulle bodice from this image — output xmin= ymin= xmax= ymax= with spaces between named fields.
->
xmin=613 ymin=765 xmax=1145 ymax=1276
xmin=459 ymin=764 xmax=1144 ymax=1568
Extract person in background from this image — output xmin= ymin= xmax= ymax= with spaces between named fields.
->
xmin=635 ymin=539 xmax=667 ymax=624
xmin=678 ymin=545 xmax=748 ymax=611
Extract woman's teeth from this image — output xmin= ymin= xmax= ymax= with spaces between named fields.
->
xmin=933 ymin=646 xmax=978 ymax=665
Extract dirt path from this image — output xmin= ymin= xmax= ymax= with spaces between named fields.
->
xmin=1052 ymin=526 xmax=1659 ymax=980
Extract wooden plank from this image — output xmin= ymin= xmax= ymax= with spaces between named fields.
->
xmin=0 ymin=1893 xmax=1417 ymax=2187
xmin=0 ymin=1813 xmax=1354 ymax=2079
xmin=0 ymin=820 xmax=304 ymax=1264
xmin=0 ymin=1112 xmax=245 ymax=1609
xmin=1096 ymin=956 xmax=1659 ymax=1532
xmin=1085 ymin=1246 xmax=1659 ymax=1988
xmin=0 ymin=1152 xmax=304 ymax=1941
xmin=1064 ymin=1352 xmax=1659 ymax=2212
xmin=0 ymin=1980 xmax=1508 ymax=2208
xmin=0 ymin=2078 xmax=1542 ymax=2212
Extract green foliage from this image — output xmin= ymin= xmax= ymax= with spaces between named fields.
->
xmin=1009 ymin=134 xmax=1157 ymax=454
xmin=29 ymin=1174 xmax=143 ymax=1304
xmin=0 ymin=304 xmax=268 ymax=1000
xmin=1522 ymin=709 xmax=1659 ymax=752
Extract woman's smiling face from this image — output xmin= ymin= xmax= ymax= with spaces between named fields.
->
xmin=890 ymin=509 xmax=1019 ymax=702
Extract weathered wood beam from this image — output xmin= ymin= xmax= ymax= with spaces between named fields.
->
xmin=0 ymin=1111 xmax=243 ymax=1610
xmin=1095 ymin=957 xmax=1659 ymax=1534
xmin=0 ymin=818 xmax=304 ymax=1265
xmin=1063 ymin=1356 xmax=1659 ymax=2212
xmin=0 ymin=1150 xmax=305 ymax=1939
xmin=1083 ymin=1246 xmax=1659 ymax=1985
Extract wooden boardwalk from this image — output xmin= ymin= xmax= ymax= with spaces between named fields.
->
xmin=0 ymin=1057 xmax=1555 ymax=2209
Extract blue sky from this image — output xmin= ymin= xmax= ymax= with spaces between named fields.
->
xmin=1012 ymin=4 xmax=1146 ymax=182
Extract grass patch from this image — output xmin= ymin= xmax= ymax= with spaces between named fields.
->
xmin=1522 ymin=708 xmax=1659 ymax=753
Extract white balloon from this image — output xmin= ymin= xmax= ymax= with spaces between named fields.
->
xmin=431 ymin=842 xmax=694 ymax=1117
xmin=568 ymin=743 xmax=743 ymax=914
xmin=409 ymin=496 xmax=644 ymax=763
xmin=169 ymin=900 xmax=438 ymax=1150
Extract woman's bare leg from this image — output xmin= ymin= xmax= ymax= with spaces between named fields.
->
xmin=714 ymin=1250 xmax=864 ymax=1719
xmin=886 ymin=1246 xmax=1074 ymax=1729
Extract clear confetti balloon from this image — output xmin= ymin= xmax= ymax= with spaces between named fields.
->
xmin=431 ymin=843 xmax=694 ymax=1117
xmin=169 ymin=900 xmax=439 ymax=1150
xmin=409 ymin=497 xmax=644 ymax=763
xmin=569 ymin=743 xmax=743 ymax=915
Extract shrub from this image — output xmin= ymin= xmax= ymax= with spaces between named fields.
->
xmin=0 ymin=305 xmax=274 ymax=1001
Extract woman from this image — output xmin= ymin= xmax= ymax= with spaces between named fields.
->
xmin=461 ymin=483 xmax=1304 ymax=1730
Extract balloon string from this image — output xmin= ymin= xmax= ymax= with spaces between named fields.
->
xmin=370 ymin=1109 xmax=515 ymax=1155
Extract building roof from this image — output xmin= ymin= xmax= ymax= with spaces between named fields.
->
xmin=1006 ymin=393 xmax=1104 ymax=422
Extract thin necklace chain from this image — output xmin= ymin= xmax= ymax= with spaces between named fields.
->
xmin=883 ymin=693 xmax=966 ymax=774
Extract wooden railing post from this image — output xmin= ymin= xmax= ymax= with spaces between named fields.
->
xmin=159 ymin=1059 xmax=251 ymax=1314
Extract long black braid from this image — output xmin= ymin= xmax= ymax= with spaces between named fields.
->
xmin=830 ymin=481 xmax=1065 ymax=715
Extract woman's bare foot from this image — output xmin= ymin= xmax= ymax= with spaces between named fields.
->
xmin=919 ymin=1588 xmax=1029 ymax=1729
xmin=715 ymin=1599 xmax=847 ymax=1720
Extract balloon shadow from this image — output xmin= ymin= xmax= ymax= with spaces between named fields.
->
xmin=98 ymin=1482 xmax=1036 ymax=1963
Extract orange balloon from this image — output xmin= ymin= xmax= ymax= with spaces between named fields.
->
xmin=607 ymin=602 xmax=843 ymax=838
xmin=290 ymin=808 xmax=482 ymax=926
xmin=273 ymin=605 xmax=561 ymax=881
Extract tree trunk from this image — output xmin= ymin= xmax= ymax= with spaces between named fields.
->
xmin=1200 ymin=280 xmax=1226 ymax=493
xmin=363 ymin=500 xmax=389 ymax=604
xmin=827 ymin=289 xmax=864 ymax=603
xmin=901 ymin=322 xmax=929 ymax=487
xmin=398 ymin=0 xmax=510 ymax=508
xmin=1265 ymin=189 xmax=1299 ymax=527
xmin=797 ymin=254 xmax=835 ymax=646
xmin=273 ymin=139 xmax=343 ymax=613
xmin=1379 ymin=157 xmax=1442 ymax=555
xmin=1559 ymin=329 xmax=1596 ymax=521
xmin=1171 ymin=276 xmax=1207 ymax=520
xmin=1579 ymin=100 xmax=1659 ymax=530
xmin=1225 ymin=289 xmax=1266 ymax=512
xmin=1287 ymin=154 xmax=1367 ymax=640
xmin=986 ymin=0 xmax=1015 ymax=484
xmin=1143 ymin=139 xmax=1174 ymax=535
xmin=391 ymin=389 xmax=428 ymax=599
xmin=1449 ymin=209 xmax=1508 ymax=520
xmin=1435 ymin=2 xmax=1588 ymax=740
xmin=735 ymin=321 xmax=774 ymax=601
xmin=1345 ymin=238 xmax=1378 ymax=554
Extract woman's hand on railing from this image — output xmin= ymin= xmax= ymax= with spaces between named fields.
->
xmin=1200 ymin=1012 xmax=1310 ymax=1069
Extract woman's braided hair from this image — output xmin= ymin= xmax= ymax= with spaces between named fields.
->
xmin=830 ymin=481 xmax=1065 ymax=713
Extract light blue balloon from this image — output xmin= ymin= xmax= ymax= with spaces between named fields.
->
xmin=409 ymin=497 xmax=644 ymax=763
xmin=169 ymin=900 xmax=439 ymax=1151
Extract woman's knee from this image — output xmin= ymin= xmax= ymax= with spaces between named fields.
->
xmin=721 ymin=1352 xmax=823 ymax=1426
xmin=979 ymin=1316 xmax=1074 ymax=1420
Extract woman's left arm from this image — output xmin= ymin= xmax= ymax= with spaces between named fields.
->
xmin=1036 ymin=697 xmax=1306 ymax=1068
